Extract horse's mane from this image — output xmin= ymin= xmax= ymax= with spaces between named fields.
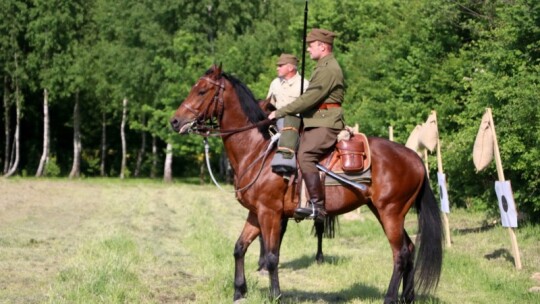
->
xmin=207 ymin=70 xmax=270 ymax=139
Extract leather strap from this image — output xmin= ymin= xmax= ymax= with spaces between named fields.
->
xmin=318 ymin=103 xmax=341 ymax=110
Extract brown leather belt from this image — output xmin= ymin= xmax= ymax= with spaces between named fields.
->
xmin=318 ymin=103 xmax=341 ymax=110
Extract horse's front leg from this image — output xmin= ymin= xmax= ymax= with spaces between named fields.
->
xmin=257 ymin=217 xmax=289 ymax=272
xmin=259 ymin=208 xmax=284 ymax=300
xmin=233 ymin=211 xmax=260 ymax=302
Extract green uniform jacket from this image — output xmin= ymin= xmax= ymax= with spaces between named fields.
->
xmin=274 ymin=53 xmax=344 ymax=129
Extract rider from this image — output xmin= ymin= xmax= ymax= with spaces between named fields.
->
xmin=267 ymin=53 xmax=309 ymax=176
xmin=268 ymin=28 xmax=345 ymax=221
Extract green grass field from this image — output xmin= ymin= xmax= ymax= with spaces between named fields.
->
xmin=0 ymin=179 xmax=539 ymax=303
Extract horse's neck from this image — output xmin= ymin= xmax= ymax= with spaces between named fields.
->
xmin=220 ymin=88 xmax=270 ymax=175
xmin=222 ymin=129 xmax=269 ymax=174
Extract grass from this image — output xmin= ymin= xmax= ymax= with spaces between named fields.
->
xmin=0 ymin=178 xmax=539 ymax=303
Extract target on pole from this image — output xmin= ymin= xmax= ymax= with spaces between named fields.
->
xmin=437 ymin=172 xmax=450 ymax=213
xmin=494 ymin=181 xmax=518 ymax=228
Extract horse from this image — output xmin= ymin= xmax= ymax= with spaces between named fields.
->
xmin=170 ymin=64 xmax=443 ymax=304
xmin=256 ymin=215 xmax=335 ymax=272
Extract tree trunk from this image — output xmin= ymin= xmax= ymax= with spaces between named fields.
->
xmin=4 ymin=60 xmax=21 ymax=178
xmin=100 ymin=112 xmax=107 ymax=176
xmin=150 ymin=135 xmax=157 ymax=178
xmin=36 ymin=89 xmax=50 ymax=177
xmin=69 ymin=91 xmax=81 ymax=178
xmin=3 ymin=76 xmax=10 ymax=174
xmin=134 ymin=114 xmax=146 ymax=177
xmin=120 ymin=98 xmax=128 ymax=179
xmin=163 ymin=142 xmax=173 ymax=183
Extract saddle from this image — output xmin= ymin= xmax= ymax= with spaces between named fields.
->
xmin=283 ymin=130 xmax=372 ymax=215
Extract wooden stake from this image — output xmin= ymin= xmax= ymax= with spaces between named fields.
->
xmin=433 ymin=111 xmax=452 ymax=247
xmin=486 ymin=108 xmax=522 ymax=270
xmin=388 ymin=126 xmax=393 ymax=141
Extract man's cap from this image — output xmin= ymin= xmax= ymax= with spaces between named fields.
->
xmin=276 ymin=53 xmax=298 ymax=66
xmin=306 ymin=28 xmax=337 ymax=45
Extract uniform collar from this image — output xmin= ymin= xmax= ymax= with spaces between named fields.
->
xmin=317 ymin=53 xmax=334 ymax=67
xmin=280 ymin=72 xmax=302 ymax=85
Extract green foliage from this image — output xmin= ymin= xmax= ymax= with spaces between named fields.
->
xmin=0 ymin=0 xmax=539 ymax=221
xmin=45 ymin=156 xmax=61 ymax=177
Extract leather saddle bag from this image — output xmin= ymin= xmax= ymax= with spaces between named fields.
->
xmin=335 ymin=135 xmax=366 ymax=173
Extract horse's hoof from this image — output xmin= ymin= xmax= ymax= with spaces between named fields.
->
xmin=233 ymin=298 xmax=246 ymax=304
xmin=258 ymin=268 xmax=269 ymax=276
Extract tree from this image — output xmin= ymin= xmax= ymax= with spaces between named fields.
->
xmin=0 ymin=0 xmax=28 ymax=176
xmin=35 ymin=89 xmax=49 ymax=176
xmin=26 ymin=0 xmax=90 ymax=177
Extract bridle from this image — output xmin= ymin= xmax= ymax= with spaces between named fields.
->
xmin=178 ymin=74 xmax=279 ymax=193
xmin=179 ymin=76 xmax=273 ymax=137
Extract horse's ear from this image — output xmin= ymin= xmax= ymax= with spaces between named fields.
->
xmin=217 ymin=62 xmax=223 ymax=76
xmin=210 ymin=63 xmax=222 ymax=78
xmin=259 ymin=97 xmax=276 ymax=113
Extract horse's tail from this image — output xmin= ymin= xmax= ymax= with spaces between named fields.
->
xmin=414 ymin=174 xmax=444 ymax=294
xmin=311 ymin=215 xmax=338 ymax=238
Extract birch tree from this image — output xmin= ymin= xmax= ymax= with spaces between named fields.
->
xmin=120 ymin=98 xmax=128 ymax=179
xmin=68 ymin=91 xmax=81 ymax=178
xmin=35 ymin=89 xmax=49 ymax=176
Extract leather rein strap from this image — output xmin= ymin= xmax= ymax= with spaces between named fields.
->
xmin=185 ymin=75 xmax=278 ymax=193
xmin=185 ymin=76 xmax=273 ymax=137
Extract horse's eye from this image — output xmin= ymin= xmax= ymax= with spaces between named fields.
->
xmin=198 ymin=90 xmax=208 ymax=96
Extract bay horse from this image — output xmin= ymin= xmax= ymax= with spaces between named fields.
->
xmin=170 ymin=65 xmax=443 ymax=303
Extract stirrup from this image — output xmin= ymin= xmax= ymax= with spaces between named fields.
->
xmin=294 ymin=204 xmax=325 ymax=222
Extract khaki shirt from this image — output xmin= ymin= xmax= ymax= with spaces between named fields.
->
xmin=266 ymin=72 xmax=309 ymax=109
xmin=275 ymin=54 xmax=344 ymax=129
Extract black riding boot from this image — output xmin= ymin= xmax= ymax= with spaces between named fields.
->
xmin=294 ymin=172 xmax=326 ymax=222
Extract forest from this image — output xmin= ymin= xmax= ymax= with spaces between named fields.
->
xmin=1 ymin=0 xmax=539 ymax=222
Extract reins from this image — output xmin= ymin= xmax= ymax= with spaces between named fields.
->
xmin=193 ymin=119 xmax=274 ymax=137
xmin=182 ymin=75 xmax=274 ymax=137
xmin=204 ymin=133 xmax=280 ymax=193
xmin=188 ymin=74 xmax=278 ymax=192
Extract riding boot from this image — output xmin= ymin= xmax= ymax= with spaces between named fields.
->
xmin=271 ymin=116 xmax=300 ymax=175
xmin=294 ymin=172 xmax=326 ymax=222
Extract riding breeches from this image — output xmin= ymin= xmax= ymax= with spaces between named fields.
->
xmin=298 ymin=127 xmax=340 ymax=174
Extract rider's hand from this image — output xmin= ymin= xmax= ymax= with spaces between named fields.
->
xmin=268 ymin=111 xmax=276 ymax=120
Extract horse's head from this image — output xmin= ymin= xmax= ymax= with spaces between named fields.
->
xmin=170 ymin=64 xmax=225 ymax=134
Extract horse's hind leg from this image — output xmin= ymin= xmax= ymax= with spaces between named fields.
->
xmin=401 ymin=231 xmax=415 ymax=303
xmin=378 ymin=214 xmax=412 ymax=304
xmin=233 ymin=212 xmax=260 ymax=301
xmin=315 ymin=220 xmax=325 ymax=264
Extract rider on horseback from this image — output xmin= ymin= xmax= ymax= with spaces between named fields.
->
xmin=268 ymin=28 xmax=345 ymax=221
xmin=267 ymin=53 xmax=309 ymax=177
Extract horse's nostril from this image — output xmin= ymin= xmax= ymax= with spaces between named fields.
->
xmin=170 ymin=118 xmax=179 ymax=130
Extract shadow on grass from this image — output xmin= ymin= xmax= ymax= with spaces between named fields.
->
xmin=257 ymin=283 xmax=442 ymax=303
xmin=279 ymin=254 xmax=351 ymax=270
xmin=484 ymin=248 xmax=515 ymax=264
xmin=452 ymin=222 xmax=497 ymax=235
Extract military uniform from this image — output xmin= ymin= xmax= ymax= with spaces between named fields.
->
xmin=268 ymin=71 xmax=309 ymax=161
xmin=267 ymin=72 xmax=309 ymax=110
xmin=274 ymin=53 xmax=344 ymax=173
xmin=272 ymin=28 xmax=345 ymax=221
xmin=268 ymin=54 xmax=309 ymax=173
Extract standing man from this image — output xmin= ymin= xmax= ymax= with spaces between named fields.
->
xmin=268 ymin=28 xmax=344 ymax=221
xmin=267 ymin=53 xmax=309 ymax=175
